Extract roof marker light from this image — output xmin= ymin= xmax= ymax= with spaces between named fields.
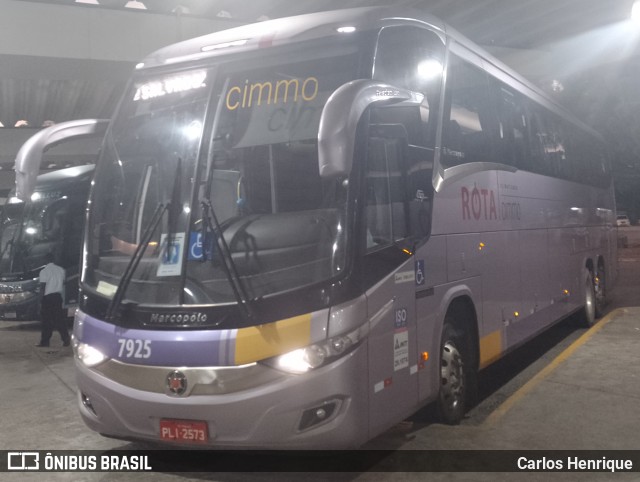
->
xmin=337 ymin=26 xmax=356 ymax=33
xmin=125 ymin=1 xmax=147 ymax=10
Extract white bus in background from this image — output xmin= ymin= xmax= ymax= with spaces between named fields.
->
xmin=17 ymin=6 xmax=616 ymax=448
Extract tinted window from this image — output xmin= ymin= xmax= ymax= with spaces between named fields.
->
xmin=494 ymin=82 xmax=530 ymax=170
xmin=442 ymin=56 xmax=495 ymax=167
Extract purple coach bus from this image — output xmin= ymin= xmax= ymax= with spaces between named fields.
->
xmin=16 ymin=6 xmax=616 ymax=448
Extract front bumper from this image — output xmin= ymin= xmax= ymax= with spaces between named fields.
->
xmin=75 ymin=341 xmax=369 ymax=448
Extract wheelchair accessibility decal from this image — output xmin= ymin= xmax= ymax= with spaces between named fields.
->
xmin=188 ymin=231 xmax=214 ymax=261
xmin=415 ymin=260 xmax=425 ymax=286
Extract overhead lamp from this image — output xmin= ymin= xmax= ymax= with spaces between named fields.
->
xmin=75 ymin=0 xmax=99 ymax=4
xmin=125 ymin=0 xmax=147 ymax=9
xmin=551 ymin=79 xmax=564 ymax=93
xmin=172 ymin=5 xmax=190 ymax=14
xmin=633 ymin=1 xmax=640 ymax=23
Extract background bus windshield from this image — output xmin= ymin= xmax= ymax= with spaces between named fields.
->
xmin=0 ymin=193 xmax=71 ymax=276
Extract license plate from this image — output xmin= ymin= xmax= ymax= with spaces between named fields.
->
xmin=159 ymin=419 xmax=209 ymax=444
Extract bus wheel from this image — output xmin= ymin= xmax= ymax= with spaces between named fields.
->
xmin=581 ymin=270 xmax=597 ymax=328
xmin=594 ymin=266 xmax=606 ymax=318
xmin=437 ymin=321 xmax=467 ymax=424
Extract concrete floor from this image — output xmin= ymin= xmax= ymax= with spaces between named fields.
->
xmin=1 ymin=228 xmax=639 ymax=481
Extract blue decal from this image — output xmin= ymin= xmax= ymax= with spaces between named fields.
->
xmin=395 ymin=308 xmax=408 ymax=329
xmin=188 ymin=231 xmax=214 ymax=261
xmin=415 ymin=260 xmax=425 ymax=286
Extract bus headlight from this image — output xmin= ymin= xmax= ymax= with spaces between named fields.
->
xmin=76 ymin=342 xmax=108 ymax=367
xmin=262 ymin=326 xmax=362 ymax=374
xmin=0 ymin=290 xmax=37 ymax=304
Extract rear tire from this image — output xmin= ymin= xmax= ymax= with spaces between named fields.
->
xmin=581 ymin=270 xmax=597 ymax=328
xmin=436 ymin=321 xmax=469 ymax=424
xmin=594 ymin=265 xmax=606 ymax=318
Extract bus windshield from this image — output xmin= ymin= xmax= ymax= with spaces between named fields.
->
xmin=0 ymin=192 xmax=71 ymax=276
xmin=83 ymin=40 xmax=363 ymax=308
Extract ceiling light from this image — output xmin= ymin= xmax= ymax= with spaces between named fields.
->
xmin=337 ymin=26 xmax=356 ymax=33
xmin=172 ymin=5 xmax=190 ymax=14
xmin=633 ymin=1 xmax=640 ymax=23
xmin=125 ymin=0 xmax=147 ymax=9
xmin=75 ymin=0 xmax=99 ymax=4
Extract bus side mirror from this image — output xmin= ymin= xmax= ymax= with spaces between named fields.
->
xmin=317 ymin=80 xmax=424 ymax=178
xmin=14 ymin=118 xmax=109 ymax=202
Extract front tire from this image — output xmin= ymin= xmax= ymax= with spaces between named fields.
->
xmin=436 ymin=321 xmax=468 ymax=424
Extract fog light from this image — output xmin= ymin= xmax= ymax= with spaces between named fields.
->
xmin=298 ymin=400 xmax=339 ymax=431
xmin=81 ymin=393 xmax=97 ymax=416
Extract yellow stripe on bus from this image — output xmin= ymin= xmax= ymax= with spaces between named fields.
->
xmin=234 ymin=313 xmax=312 ymax=365
xmin=479 ymin=329 xmax=503 ymax=369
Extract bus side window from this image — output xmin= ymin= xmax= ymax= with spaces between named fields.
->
xmin=373 ymin=25 xmax=444 ymax=150
xmin=527 ymin=104 xmax=555 ymax=176
xmin=366 ymin=135 xmax=407 ymax=250
xmin=373 ymin=26 xmax=445 ymax=97
xmin=547 ymin=115 xmax=569 ymax=180
xmin=366 ymin=100 xmax=436 ymax=251
xmin=493 ymin=82 xmax=530 ymax=170
xmin=442 ymin=56 xmax=495 ymax=167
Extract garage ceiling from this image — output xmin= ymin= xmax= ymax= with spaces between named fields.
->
xmin=13 ymin=0 xmax=639 ymax=49
xmin=2 ymin=0 xmax=639 ymax=139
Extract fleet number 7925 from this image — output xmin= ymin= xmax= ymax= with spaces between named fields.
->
xmin=117 ymin=338 xmax=151 ymax=359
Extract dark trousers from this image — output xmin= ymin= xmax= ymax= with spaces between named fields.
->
xmin=40 ymin=293 xmax=70 ymax=345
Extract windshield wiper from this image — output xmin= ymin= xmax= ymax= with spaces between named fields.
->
xmin=200 ymin=197 xmax=254 ymax=320
xmin=166 ymin=158 xmax=182 ymax=251
xmin=105 ymin=152 xmax=186 ymax=320
xmin=105 ymin=202 xmax=166 ymax=321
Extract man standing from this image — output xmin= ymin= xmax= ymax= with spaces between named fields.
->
xmin=36 ymin=253 xmax=70 ymax=347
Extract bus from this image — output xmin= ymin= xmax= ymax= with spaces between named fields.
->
xmin=0 ymin=165 xmax=95 ymax=320
xmin=16 ymin=6 xmax=616 ymax=448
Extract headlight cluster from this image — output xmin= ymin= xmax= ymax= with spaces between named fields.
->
xmin=262 ymin=326 xmax=362 ymax=374
xmin=0 ymin=291 xmax=37 ymax=304
xmin=75 ymin=342 xmax=108 ymax=367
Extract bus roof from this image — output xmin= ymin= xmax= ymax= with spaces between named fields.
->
xmin=138 ymin=7 xmax=446 ymax=69
xmin=136 ymin=6 xmax=601 ymax=141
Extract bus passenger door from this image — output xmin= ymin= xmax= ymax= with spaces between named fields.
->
xmin=363 ymin=24 xmax=442 ymax=436
xmin=363 ymin=126 xmax=420 ymax=437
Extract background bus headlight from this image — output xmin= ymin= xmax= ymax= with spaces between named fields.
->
xmin=262 ymin=326 xmax=362 ymax=374
xmin=75 ymin=342 xmax=108 ymax=367
xmin=0 ymin=290 xmax=37 ymax=304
